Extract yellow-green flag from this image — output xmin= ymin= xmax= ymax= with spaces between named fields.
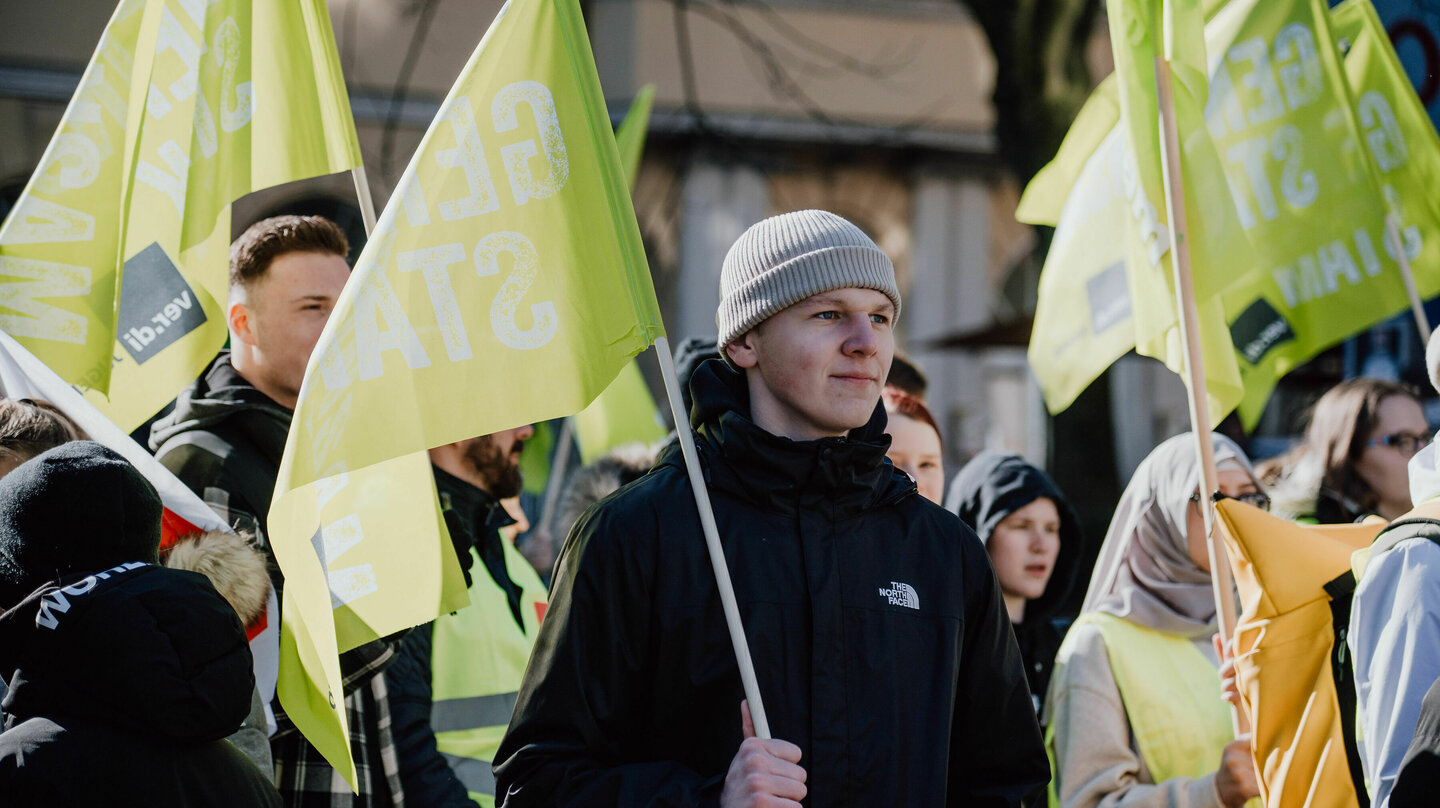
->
xmin=1028 ymin=0 xmax=1425 ymax=426
xmin=0 ymin=0 xmax=362 ymax=430
xmin=1025 ymin=124 xmax=1136 ymax=415
xmin=615 ymin=84 xmax=655 ymax=190
xmin=1016 ymin=75 xmax=1119 ymax=229
xmin=572 ymin=84 xmax=667 ymax=464
xmin=1108 ymin=0 xmax=1252 ymax=309
xmin=267 ymin=0 xmax=665 ymax=781
xmin=1109 ymin=0 xmax=1250 ymax=421
xmin=574 ymin=360 xmax=667 ymax=463
xmin=1214 ymin=0 xmax=1440 ymax=423
xmin=1025 ymin=0 xmax=1250 ymax=422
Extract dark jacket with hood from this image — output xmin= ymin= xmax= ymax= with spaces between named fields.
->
xmin=150 ymin=352 xmax=405 ymax=801
xmin=149 ymin=351 xmax=290 ymax=545
xmin=494 ymin=360 xmax=1048 ymax=807
xmin=0 ymin=563 xmax=281 ymax=806
xmin=945 ymin=451 xmax=1084 ymax=715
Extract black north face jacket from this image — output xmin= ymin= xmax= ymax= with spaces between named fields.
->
xmin=494 ymin=360 xmax=1047 ymax=807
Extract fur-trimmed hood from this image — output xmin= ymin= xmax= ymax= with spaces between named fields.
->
xmin=163 ymin=530 xmax=271 ymax=626
xmin=555 ymin=443 xmax=659 ymax=544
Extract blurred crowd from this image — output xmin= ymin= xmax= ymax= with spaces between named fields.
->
xmin=2 ymin=211 xmax=1437 ymax=808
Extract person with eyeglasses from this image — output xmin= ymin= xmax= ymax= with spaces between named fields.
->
xmin=1349 ymin=333 xmax=1440 ymax=808
xmin=1258 ymin=378 xmax=1429 ymax=524
xmin=1044 ymin=433 xmax=1265 ymax=808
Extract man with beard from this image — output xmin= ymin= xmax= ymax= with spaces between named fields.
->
xmin=385 ymin=424 xmax=549 ymax=807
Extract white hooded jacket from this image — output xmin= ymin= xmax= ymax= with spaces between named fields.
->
xmin=1349 ymin=441 xmax=1440 ymax=808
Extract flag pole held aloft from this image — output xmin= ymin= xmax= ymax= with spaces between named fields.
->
xmin=1154 ymin=56 xmax=1247 ymax=737
xmin=654 ymin=335 xmax=772 ymax=740
xmin=1385 ymin=212 xmax=1432 ymax=343
xmin=351 ymin=166 xmax=379 ymax=237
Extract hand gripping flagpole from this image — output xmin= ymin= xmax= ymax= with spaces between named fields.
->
xmin=1154 ymin=57 xmax=1249 ymax=737
xmin=653 ymin=336 xmax=772 ymax=739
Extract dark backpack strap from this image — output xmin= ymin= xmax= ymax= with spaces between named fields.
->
xmin=1325 ymin=570 xmax=1370 ymax=808
xmin=1372 ymin=517 xmax=1440 ymax=555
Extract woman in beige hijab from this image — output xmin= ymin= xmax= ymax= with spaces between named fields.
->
xmin=1045 ymin=433 xmax=1265 ymax=808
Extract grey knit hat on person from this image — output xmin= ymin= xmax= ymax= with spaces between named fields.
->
xmin=716 ymin=210 xmax=901 ymax=360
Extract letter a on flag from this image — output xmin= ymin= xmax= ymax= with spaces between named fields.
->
xmin=0 ymin=0 xmax=362 ymax=430
xmin=267 ymin=0 xmax=665 ymax=782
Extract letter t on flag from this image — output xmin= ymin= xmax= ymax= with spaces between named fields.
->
xmin=266 ymin=0 xmax=665 ymax=783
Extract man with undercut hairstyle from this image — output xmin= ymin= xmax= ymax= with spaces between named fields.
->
xmin=496 ymin=210 xmax=1048 ymax=807
xmin=152 ymin=215 xmax=405 ymax=807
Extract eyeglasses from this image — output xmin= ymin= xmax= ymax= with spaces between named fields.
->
xmin=1190 ymin=490 xmax=1271 ymax=512
xmin=1367 ymin=432 xmax=1431 ymax=457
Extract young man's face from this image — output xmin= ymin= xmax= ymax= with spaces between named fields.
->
xmin=726 ymin=287 xmax=895 ymax=440
xmin=235 ymin=250 xmax=350 ymax=405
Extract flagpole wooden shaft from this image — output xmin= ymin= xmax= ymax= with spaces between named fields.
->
xmin=1384 ymin=212 xmax=1432 ymax=343
xmin=352 ymin=167 xmax=378 ymax=237
xmin=1154 ymin=58 xmax=1248 ymax=737
xmin=653 ymin=336 xmax=772 ymax=739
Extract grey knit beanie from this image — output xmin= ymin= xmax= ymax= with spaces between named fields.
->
xmin=717 ymin=210 xmax=900 ymax=359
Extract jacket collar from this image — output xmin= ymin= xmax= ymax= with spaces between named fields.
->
xmin=147 ymin=352 xmax=292 ymax=455
xmin=433 ymin=465 xmax=515 ymax=549
xmin=671 ymin=359 xmax=914 ymax=519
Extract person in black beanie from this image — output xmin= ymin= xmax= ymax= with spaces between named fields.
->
xmin=0 ymin=441 xmax=280 ymax=806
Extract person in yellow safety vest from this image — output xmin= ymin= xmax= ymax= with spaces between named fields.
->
xmin=1044 ymin=433 xmax=1263 ymax=808
xmin=385 ymin=425 xmax=548 ymax=807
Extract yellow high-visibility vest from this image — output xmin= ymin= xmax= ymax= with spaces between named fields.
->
xmin=429 ymin=538 xmax=548 ymax=807
xmin=1047 ymin=612 xmax=1231 ymax=806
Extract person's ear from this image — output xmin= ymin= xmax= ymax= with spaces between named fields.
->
xmin=725 ymin=332 xmax=760 ymax=369
xmin=228 ymin=300 xmax=257 ymax=347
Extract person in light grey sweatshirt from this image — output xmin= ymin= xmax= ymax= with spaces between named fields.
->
xmin=1349 ymin=330 xmax=1440 ymax=808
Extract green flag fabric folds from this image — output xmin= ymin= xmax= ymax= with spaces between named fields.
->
xmin=572 ymin=84 xmax=667 ymax=464
xmin=1027 ymin=0 xmax=1440 ymax=427
xmin=0 ymin=0 xmax=362 ymax=429
xmin=1027 ymin=0 xmax=1252 ymax=423
xmin=1209 ymin=0 xmax=1421 ymax=423
xmin=266 ymin=0 xmax=665 ymax=782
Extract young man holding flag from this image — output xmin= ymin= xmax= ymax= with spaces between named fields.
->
xmin=495 ymin=210 xmax=1048 ymax=806
xmin=152 ymin=215 xmax=405 ymax=806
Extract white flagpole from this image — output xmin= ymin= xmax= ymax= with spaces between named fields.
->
xmin=1384 ymin=212 xmax=1432 ymax=343
xmin=653 ymin=336 xmax=772 ymax=739
xmin=1154 ymin=57 xmax=1247 ymax=736
xmin=352 ymin=166 xmax=378 ymax=237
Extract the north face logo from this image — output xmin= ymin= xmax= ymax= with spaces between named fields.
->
xmin=878 ymin=581 xmax=919 ymax=609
